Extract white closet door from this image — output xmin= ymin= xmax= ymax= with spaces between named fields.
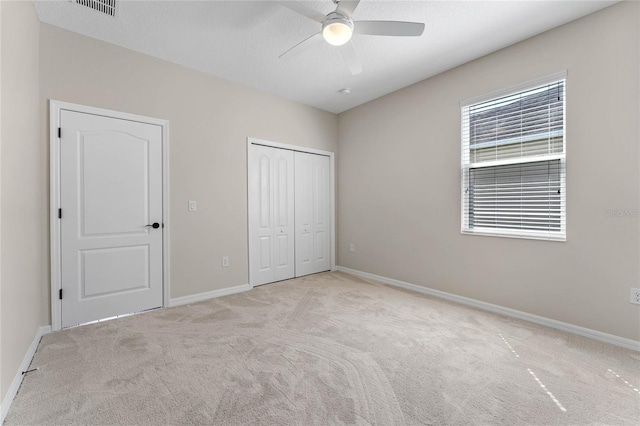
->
xmin=248 ymin=145 xmax=295 ymax=286
xmin=295 ymin=151 xmax=331 ymax=277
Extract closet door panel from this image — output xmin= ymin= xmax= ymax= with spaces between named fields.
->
xmin=313 ymin=159 xmax=330 ymax=269
xmin=295 ymin=152 xmax=331 ymax=277
xmin=249 ymin=145 xmax=294 ymax=285
xmin=272 ymin=150 xmax=295 ymax=281
xmin=295 ymin=153 xmax=313 ymax=276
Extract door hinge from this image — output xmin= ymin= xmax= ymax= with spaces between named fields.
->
xmin=59 ymin=289 xmax=63 ymax=300
xmin=58 ymin=208 xmax=62 ymax=219
xmin=58 ymin=127 xmax=61 ymax=138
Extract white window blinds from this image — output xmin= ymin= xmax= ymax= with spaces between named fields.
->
xmin=461 ymin=75 xmax=566 ymax=240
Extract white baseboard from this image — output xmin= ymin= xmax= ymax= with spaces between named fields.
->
xmin=1 ymin=325 xmax=52 ymax=424
xmin=337 ymin=266 xmax=640 ymax=352
xmin=168 ymin=283 xmax=252 ymax=307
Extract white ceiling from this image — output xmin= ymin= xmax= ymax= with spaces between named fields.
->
xmin=34 ymin=0 xmax=617 ymax=113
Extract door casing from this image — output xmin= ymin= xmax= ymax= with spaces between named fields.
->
xmin=50 ymin=100 xmax=170 ymax=331
xmin=247 ymin=137 xmax=336 ymax=287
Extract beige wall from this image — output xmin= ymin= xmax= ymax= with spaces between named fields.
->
xmin=39 ymin=24 xmax=338 ymax=321
xmin=0 ymin=1 xmax=43 ymax=400
xmin=337 ymin=1 xmax=640 ymax=341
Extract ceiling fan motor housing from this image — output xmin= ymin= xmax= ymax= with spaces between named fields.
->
xmin=322 ymin=12 xmax=354 ymax=46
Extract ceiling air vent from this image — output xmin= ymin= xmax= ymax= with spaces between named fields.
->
xmin=74 ymin=0 xmax=117 ymax=17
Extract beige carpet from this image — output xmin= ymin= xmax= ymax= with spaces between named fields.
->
xmin=5 ymin=271 xmax=640 ymax=425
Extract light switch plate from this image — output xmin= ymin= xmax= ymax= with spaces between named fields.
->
xmin=188 ymin=200 xmax=197 ymax=212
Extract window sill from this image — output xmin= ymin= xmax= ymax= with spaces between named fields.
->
xmin=461 ymin=228 xmax=566 ymax=242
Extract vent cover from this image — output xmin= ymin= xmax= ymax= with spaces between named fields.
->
xmin=74 ymin=0 xmax=117 ymax=17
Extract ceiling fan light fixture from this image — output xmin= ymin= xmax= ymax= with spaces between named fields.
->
xmin=322 ymin=13 xmax=353 ymax=46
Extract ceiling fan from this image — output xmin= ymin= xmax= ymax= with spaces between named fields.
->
xmin=277 ymin=0 xmax=425 ymax=75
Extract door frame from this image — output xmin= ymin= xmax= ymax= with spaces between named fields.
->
xmin=246 ymin=137 xmax=336 ymax=287
xmin=49 ymin=100 xmax=170 ymax=331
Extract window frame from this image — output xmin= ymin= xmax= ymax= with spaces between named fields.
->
xmin=460 ymin=72 xmax=567 ymax=241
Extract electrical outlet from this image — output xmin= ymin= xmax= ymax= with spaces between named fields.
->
xmin=222 ymin=256 xmax=229 ymax=268
xmin=631 ymin=288 xmax=640 ymax=305
xmin=349 ymin=243 xmax=355 ymax=252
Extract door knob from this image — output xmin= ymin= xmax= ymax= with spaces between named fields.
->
xmin=145 ymin=223 xmax=160 ymax=229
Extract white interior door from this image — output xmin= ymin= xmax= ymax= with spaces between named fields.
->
xmin=248 ymin=145 xmax=295 ymax=286
xmin=60 ymin=110 xmax=163 ymax=328
xmin=295 ymin=151 xmax=331 ymax=277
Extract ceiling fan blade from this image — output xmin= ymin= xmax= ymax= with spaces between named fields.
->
xmin=276 ymin=1 xmax=325 ymax=23
xmin=279 ymin=32 xmax=322 ymax=59
xmin=354 ymin=21 xmax=425 ymax=37
xmin=336 ymin=0 xmax=360 ymax=17
xmin=338 ymin=41 xmax=362 ymax=75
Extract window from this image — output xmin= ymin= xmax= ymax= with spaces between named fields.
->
xmin=461 ymin=73 xmax=566 ymax=241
